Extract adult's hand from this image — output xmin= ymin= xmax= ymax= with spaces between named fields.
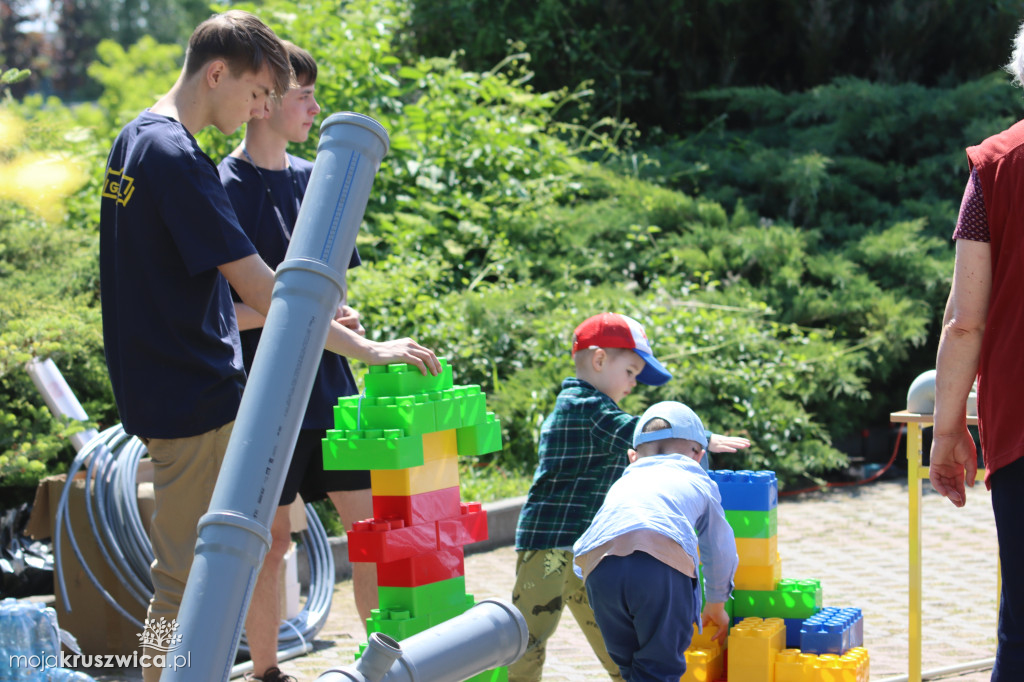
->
xmin=929 ymin=427 xmax=978 ymax=507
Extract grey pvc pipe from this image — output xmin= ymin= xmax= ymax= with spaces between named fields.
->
xmin=165 ymin=113 xmax=390 ymax=682
xmin=315 ymin=599 xmax=529 ymax=682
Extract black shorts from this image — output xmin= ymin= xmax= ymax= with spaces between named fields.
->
xmin=279 ymin=428 xmax=371 ymax=505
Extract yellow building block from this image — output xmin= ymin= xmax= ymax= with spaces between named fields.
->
xmin=812 ymin=648 xmax=869 ymax=682
xmin=727 ymin=617 xmax=786 ymax=682
xmin=421 ymin=429 xmax=458 ymax=462
xmin=682 ymin=622 xmax=726 ymax=682
xmin=735 ymin=536 xmax=778 ymax=566
xmin=690 ymin=622 xmax=727 ymax=651
xmin=734 ymin=553 xmax=782 ymax=590
xmin=775 ymin=649 xmax=817 ymax=682
xmin=371 ymin=454 xmax=459 ymax=495
xmin=681 ymin=647 xmax=724 ymax=682
xmin=773 ymin=648 xmax=868 ymax=682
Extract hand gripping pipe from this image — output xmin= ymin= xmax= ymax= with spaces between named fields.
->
xmin=165 ymin=113 xmax=389 ymax=682
xmin=315 ymin=600 xmax=528 ymax=682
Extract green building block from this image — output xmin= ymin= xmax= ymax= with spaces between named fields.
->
xmin=367 ymin=600 xmax=471 ymax=640
xmin=457 ymin=413 xmax=502 ymax=457
xmin=725 ymin=508 xmax=778 ymax=539
xmin=377 ymin=577 xmax=471 ymax=618
xmin=466 ymin=668 xmax=508 ymax=682
xmin=332 ymin=396 xmax=361 ymax=430
xmin=361 ymin=394 xmax=438 ymax=435
xmin=364 ymin=359 xmax=454 ymax=397
xmin=455 ymin=385 xmax=487 ymax=425
xmin=323 ymin=428 xmax=424 ymax=470
xmin=732 ymin=578 xmax=822 ymax=620
xmin=432 ymin=389 xmax=461 ymax=431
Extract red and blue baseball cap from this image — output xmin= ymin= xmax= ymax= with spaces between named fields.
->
xmin=571 ymin=312 xmax=672 ymax=386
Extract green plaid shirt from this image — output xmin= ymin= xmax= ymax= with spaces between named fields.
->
xmin=515 ymin=377 xmax=638 ymax=550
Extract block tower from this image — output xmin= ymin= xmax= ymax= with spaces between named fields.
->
xmin=322 ymin=359 xmax=505 ymax=682
xmin=681 ymin=470 xmax=869 ymax=682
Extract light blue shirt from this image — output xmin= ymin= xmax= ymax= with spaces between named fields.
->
xmin=572 ymin=454 xmax=738 ymax=606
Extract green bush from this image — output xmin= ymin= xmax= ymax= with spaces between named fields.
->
xmin=5 ymin=0 xmax=1007 ymax=500
xmin=0 ymin=89 xmax=113 ymax=490
xmin=408 ymin=0 xmax=1024 ymax=131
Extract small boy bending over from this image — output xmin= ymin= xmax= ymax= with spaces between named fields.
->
xmin=510 ymin=313 xmax=749 ymax=682
xmin=574 ymin=401 xmax=739 ymax=682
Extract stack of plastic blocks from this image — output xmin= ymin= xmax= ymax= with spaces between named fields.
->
xmin=716 ymin=471 xmax=782 ymax=595
xmin=322 ymin=359 xmax=504 ymax=682
xmin=727 ymin=617 xmax=786 ymax=682
xmin=681 ymin=622 xmax=726 ymax=682
xmin=774 ymin=647 xmax=870 ymax=682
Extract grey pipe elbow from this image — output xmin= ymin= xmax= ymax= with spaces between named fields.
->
xmin=906 ymin=369 xmax=977 ymax=417
xmin=315 ymin=599 xmax=527 ymax=682
xmin=906 ymin=370 xmax=936 ymax=414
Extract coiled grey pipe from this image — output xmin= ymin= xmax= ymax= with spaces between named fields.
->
xmin=53 ymin=424 xmax=334 ymax=658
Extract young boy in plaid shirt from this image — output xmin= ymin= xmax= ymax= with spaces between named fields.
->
xmin=509 ymin=313 xmax=750 ymax=682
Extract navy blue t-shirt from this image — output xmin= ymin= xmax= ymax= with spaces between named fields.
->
xmin=218 ymin=153 xmax=361 ymax=430
xmin=100 ymin=111 xmax=257 ymax=439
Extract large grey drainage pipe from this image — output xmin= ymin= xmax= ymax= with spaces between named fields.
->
xmin=315 ymin=599 xmax=528 ymax=682
xmin=165 ymin=113 xmax=390 ymax=681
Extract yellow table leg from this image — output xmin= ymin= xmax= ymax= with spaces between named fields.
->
xmin=907 ymin=422 xmax=923 ymax=682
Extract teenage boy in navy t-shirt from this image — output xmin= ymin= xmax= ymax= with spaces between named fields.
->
xmin=99 ymin=12 xmax=439 ymax=682
xmin=218 ymin=42 xmax=375 ymax=682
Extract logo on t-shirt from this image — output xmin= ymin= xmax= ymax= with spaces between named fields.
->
xmin=102 ymin=167 xmax=135 ymax=206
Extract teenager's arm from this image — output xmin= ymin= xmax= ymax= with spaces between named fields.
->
xmin=220 ymin=254 xmax=439 ymax=373
xmin=234 ymin=302 xmax=265 ymax=331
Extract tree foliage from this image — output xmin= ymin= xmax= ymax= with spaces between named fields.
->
xmin=409 ymin=0 xmax=1024 ymax=131
xmin=3 ymin=0 xmax=1014 ymax=498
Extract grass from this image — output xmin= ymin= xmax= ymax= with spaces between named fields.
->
xmin=311 ymin=459 xmax=533 ymax=537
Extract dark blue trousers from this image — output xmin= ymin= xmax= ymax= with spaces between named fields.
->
xmin=992 ymin=456 xmax=1024 ymax=681
xmin=584 ymin=551 xmax=698 ymax=682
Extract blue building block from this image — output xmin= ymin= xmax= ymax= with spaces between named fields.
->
xmin=799 ymin=607 xmax=864 ymax=655
xmin=783 ymin=617 xmax=804 ymax=648
xmin=708 ymin=470 xmax=778 ymax=511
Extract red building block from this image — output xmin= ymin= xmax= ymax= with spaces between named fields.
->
xmin=373 ymin=487 xmax=462 ymax=527
xmin=348 ymin=518 xmax=438 ymax=564
xmin=377 ymin=547 xmax=466 ymax=588
xmin=437 ymin=503 xmax=488 ymax=548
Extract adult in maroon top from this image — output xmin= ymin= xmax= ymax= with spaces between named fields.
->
xmin=931 ymin=64 xmax=1024 ymax=679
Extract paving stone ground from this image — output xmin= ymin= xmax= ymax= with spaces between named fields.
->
xmin=283 ymin=479 xmax=1002 ymax=682
xmin=81 ymin=478 xmax=1000 ymax=681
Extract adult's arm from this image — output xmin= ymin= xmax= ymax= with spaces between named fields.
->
xmin=929 ymin=238 xmax=991 ymax=506
xmin=219 ymin=254 xmax=439 ymax=374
